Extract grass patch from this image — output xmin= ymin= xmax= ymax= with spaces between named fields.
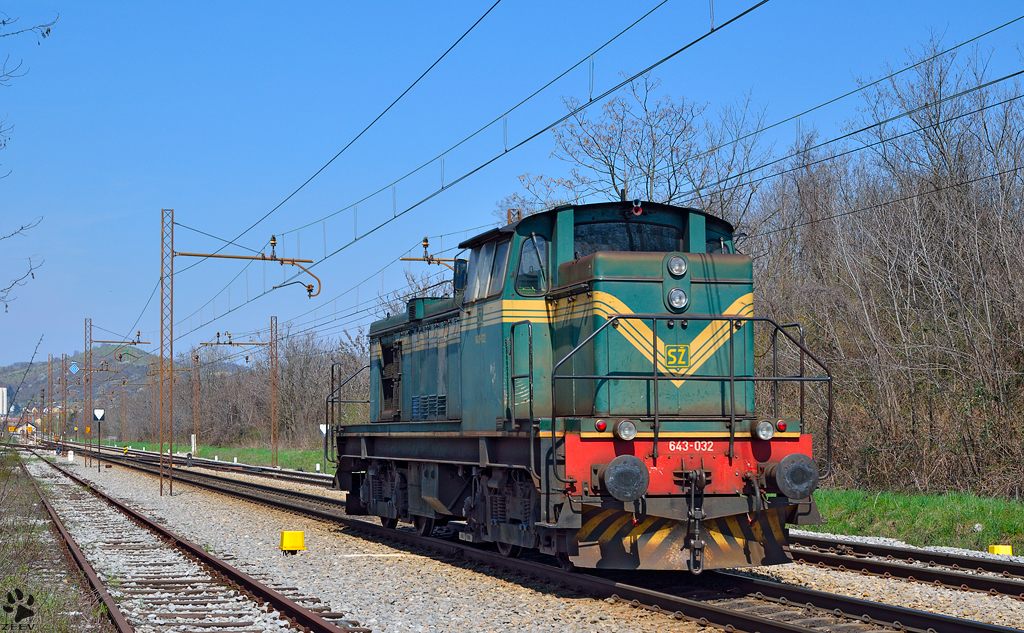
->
xmin=806 ymin=488 xmax=1024 ymax=554
xmin=116 ymin=441 xmax=326 ymax=472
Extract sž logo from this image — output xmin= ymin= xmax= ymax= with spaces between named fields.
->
xmin=2 ymin=589 xmax=34 ymax=624
xmin=664 ymin=344 xmax=689 ymax=368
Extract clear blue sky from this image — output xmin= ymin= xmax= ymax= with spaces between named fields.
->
xmin=1 ymin=0 xmax=1022 ymax=369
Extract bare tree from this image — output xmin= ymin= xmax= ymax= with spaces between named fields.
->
xmin=375 ymin=268 xmax=452 ymax=319
xmin=498 ymin=44 xmax=1024 ymax=498
xmin=0 ymin=218 xmax=43 ymax=311
xmin=0 ymin=12 xmax=56 ymax=312
xmin=497 ymin=74 xmax=772 ymax=233
xmin=748 ymin=39 xmax=1024 ymax=497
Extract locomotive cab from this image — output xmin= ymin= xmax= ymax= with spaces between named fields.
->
xmin=330 ymin=200 xmax=831 ymax=573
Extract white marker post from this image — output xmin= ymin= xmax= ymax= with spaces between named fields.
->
xmin=191 ymin=434 xmax=197 ymax=455
xmin=93 ymin=409 xmax=105 ymax=474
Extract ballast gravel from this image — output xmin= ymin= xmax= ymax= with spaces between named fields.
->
xmin=53 ymin=453 xmax=1024 ymax=631
xmin=58 ymin=454 xmax=710 ymax=633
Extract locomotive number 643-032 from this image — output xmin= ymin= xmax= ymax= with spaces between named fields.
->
xmin=667 ymin=440 xmax=714 ymax=452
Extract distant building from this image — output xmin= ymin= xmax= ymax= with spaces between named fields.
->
xmin=0 ymin=386 xmax=7 ymax=418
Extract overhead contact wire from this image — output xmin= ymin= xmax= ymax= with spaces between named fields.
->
xmin=175 ymin=0 xmax=503 ymax=277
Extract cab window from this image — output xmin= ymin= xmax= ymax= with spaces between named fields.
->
xmin=466 ymin=239 xmax=510 ymax=302
xmin=515 ymin=235 xmax=548 ymax=295
xmin=574 ymin=221 xmax=682 ymax=258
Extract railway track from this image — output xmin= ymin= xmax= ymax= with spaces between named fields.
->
xmin=0 ymin=445 xmax=115 ymax=632
xmin=789 ymin=533 xmax=1024 ymax=599
xmin=56 ymin=439 xmax=334 ymax=487
xmin=19 ymin=447 xmax=369 ymax=633
xmin=58 ymin=442 xmax=1022 ymax=633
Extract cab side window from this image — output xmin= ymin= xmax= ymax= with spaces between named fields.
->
xmin=515 ymin=235 xmax=548 ymax=295
xmin=466 ymin=239 xmax=511 ymax=302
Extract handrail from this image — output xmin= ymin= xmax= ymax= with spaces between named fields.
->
xmin=507 ymin=321 xmax=538 ymax=481
xmin=325 ymin=363 xmax=370 ymax=465
xmin=551 ymin=313 xmax=833 ymax=487
xmin=771 ymin=323 xmax=805 ymax=428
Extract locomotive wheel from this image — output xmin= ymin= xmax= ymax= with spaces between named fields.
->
xmin=555 ymin=552 xmax=575 ymax=573
xmin=380 ymin=516 xmax=398 ymax=529
xmin=414 ymin=515 xmax=435 ymax=537
xmin=496 ymin=541 xmax=522 ymax=558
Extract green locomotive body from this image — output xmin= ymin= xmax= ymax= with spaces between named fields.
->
xmin=331 ymin=200 xmax=829 ymax=572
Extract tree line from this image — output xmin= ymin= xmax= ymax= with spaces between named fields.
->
xmin=110 ymin=328 xmax=368 ymax=452
xmin=500 ymin=40 xmax=1024 ymax=498
xmin=106 ymin=39 xmax=1024 ymax=499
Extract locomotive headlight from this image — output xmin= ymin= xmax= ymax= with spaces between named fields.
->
xmin=667 ymin=288 xmax=689 ymax=310
xmin=667 ymin=255 xmax=687 ymax=277
xmin=754 ymin=420 xmax=775 ymax=441
xmin=613 ymin=419 xmax=638 ymax=441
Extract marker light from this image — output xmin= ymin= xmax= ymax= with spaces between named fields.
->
xmin=595 ymin=419 xmax=607 ymax=432
xmin=777 ymin=420 xmax=787 ymax=432
xmin=668 ymin=288 xmax=689 ymax=310
xmin=614 ymin=419 xmax=638 ymax=441
xmin=755 ymin=420 xmax=775 ymax=441
xmin=667 ymin=256 xmax=687 ymax=277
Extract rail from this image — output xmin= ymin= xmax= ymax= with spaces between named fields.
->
xmin=325 ymin=363 xmax=370 ymax=466
xmin=17 ymin=458 xmax=134 ymax=632
xmin=550 ymin=313 xmax=833 ymax=486
xmin=26 ymin=449 xmax=363 ymax=632
xmin=54 ymin=443 xmax=1015 ymax=633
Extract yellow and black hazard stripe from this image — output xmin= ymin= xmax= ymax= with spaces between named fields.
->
xmin=571 ymin=504 xmax=791 ymax=571
xmin=701 ymin=508 xmax=791 ymax=569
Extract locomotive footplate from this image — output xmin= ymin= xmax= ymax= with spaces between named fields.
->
xmin=569 ymin=504 xmax=792 ymax=571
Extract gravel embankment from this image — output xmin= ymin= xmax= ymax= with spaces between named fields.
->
xmin=56 ymin=453 xmax=708 ymax=633
xmin=50 ymin=452 xmax=1024 ymax=631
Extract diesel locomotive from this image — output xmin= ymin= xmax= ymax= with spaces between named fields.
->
xmin=328 ymin=200 xmax=831 ymax=572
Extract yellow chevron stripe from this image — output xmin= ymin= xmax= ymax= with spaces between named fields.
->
xmin=624 ymin=515 xmax=660 ymax=542
xmin=598 ymin=513 xmax=637 ymax=545
xmin=748 ymin=514 xmax=767 ymax=546
xmin=767 ymin=510 xmax=786 ymax=543
xmin=592 ymin=291 xmax=753 ymax=387
xmin=706 ymin=521 xmax=732 ymax=553
xmin=724 ymin=516 xmax=748 ymax=548
xmin=576 ymin=508 xmax=619 ymax=542
xmin=639 ymin=522 xmax=676 ymax=559
xmin=396 ymin=293 xmax=752 ymax=390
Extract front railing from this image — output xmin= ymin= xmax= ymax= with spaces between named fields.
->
xmin=549 ymin=314 xmax=833 ymax=486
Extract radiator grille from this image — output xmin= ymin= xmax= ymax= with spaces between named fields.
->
xmin=411 ymin=394 xmax=447 ymax=420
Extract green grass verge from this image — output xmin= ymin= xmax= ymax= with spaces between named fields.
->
xmin=805 ymin=488 xmax=1024 ymax=554
xmin=113 ymin=441 xmax=325 ymax=473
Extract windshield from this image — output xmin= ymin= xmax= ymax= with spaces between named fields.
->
xmin=575 ymin=221 xmax=682 ymax=258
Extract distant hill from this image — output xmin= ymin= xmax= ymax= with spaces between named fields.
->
xmin=0 ymin=345 xmax=156 ymax=412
